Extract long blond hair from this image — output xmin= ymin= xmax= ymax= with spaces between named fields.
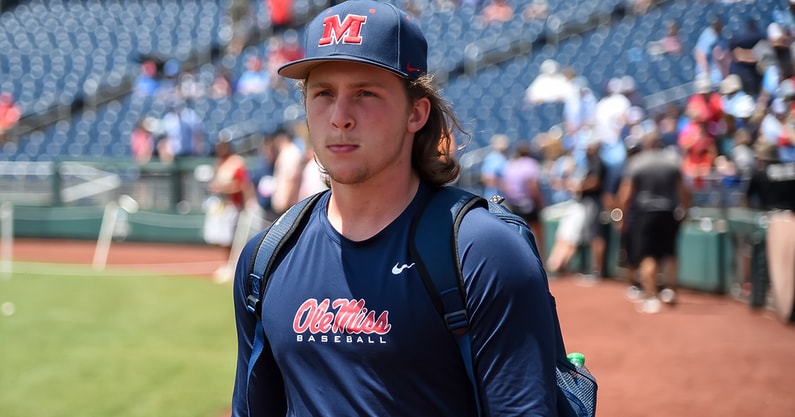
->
xmin=406 ymin=74 xmax=467 ymax=186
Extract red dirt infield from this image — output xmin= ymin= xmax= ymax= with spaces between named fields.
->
xmin=9 ymin=238 xmax=795 ymax=416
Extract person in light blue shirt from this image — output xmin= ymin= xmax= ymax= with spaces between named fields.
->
xmin=694 ymin=16 xmax=728 ymax=87
xmin=480 ymin=133 xmax=509 ymax=199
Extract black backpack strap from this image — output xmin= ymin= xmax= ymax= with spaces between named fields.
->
xmin=246 ymin=190 xmax=327 ymax=319
xmin=243 ymin=191 xmax=326 ymax=416
xmin=409 ymin=186 xmax=487 ymax=414
xmin=409 ymin=186 xmax=486 ymax=335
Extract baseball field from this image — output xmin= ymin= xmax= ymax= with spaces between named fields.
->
xmin=2 ymin=238 xmax=795 ymax=417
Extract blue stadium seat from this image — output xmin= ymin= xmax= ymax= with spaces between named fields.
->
xmin=5 ymin=0 xmax=788 ymax=162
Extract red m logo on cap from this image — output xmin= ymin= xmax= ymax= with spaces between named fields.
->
xmin=318 ymin=14 xmax=367 ymax=46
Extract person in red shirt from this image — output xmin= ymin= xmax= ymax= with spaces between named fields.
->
xmin=205 ymin=135 xmax=255 ymax=281
xmin=266 ymin=0 xmax=294 ymax=31
xmin=130 ymin=117 xmax=155 ymax=164
xmin=685 ymin=75 xmax=724 ymax=127
xmin=0 ymin=92 xmax=21 ymax=144
xmin=266 ymin=31 xmax=304 ymax=94
xmin=679 ymin=83 xmax=720 ymax=190
xmin=480 ymin=0 xmax=514 ymax=24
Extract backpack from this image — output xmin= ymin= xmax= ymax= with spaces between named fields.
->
xmin=245 ymin=186 xmax=597 ymax=417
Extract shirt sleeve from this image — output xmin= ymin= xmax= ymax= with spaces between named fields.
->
xmin=695 ymin=29 xmax=715 ymax=56
xmin=457 ymin=207 xmax=558 ymax=416
xmin=231 ymin=230 xmax=287 ymax=417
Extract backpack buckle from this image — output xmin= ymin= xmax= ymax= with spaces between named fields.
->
xmin=444 ymin=309 xmax=469 ymax=334
xmin=246 ymin=295 xmax=261 ymax=318
xmin=488 ymin=194 xmax=505 ymax=204
xmin=247 ymin=273 xmax=264 ymax=318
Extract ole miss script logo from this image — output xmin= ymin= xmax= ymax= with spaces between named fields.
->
xmin=293 ymin=298 xmax=391 ymax=344
xmin=318 ymin=14 xmax=367 ymax=46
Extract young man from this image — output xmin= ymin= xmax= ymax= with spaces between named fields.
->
xmin=230 ymin=1 xmax=557 ymax=415
xmin=616 ymin=134 xmax=690 ymax=314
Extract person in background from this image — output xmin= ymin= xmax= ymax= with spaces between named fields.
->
xmin=480 ymin=133 xmax=510 ymax=199
xmin=297 ymin=143 xmax=328 ymax=201
xmin=543 ymin=135 xmax=588 ymax=275
xmin=236 ymin=56 xmax=270 ymax=96
xmin=133 ymin=60 xmax=160 ymax=97
xmin=731 ymin=127 xmax=757 ymax=178
xmin=575 ymin=132 xmax=607 ymax=282
xmin=745 ymin=143 xmax=795 ymax=323
xmin=757 ymin=23 xmax=795 ymax=98
xmin=500 ymin=139 xmax=545 ymax=254
xmin=157 ymin=100 xmax=205 ymax=162
xmin=617 ymin=133 xmax=690 ymax=314
xmin=250 ymin=133 xmax=278 ymax=222
xmin=759 ymin=97 xmax=788 ymax=146
xmin=776 ymin=96 xmax=795 ymax=162
xmin=205 ymin=135 xmax=254 ymax=282
xmin=130 ymin=117 xmax=155 ymax=164
xmin=592 ymin=77 xmax=630 ymax=205
xmin=618 ymin=135 xmax=644 ymax=301
xmin=525 ymin=59 xmax=573 ymax=105
xmin=628 ymin=0 xmax=651 ymax=15
xmin=521 ymin=0 xmax=548 ymax=21
xmin=655 ymin=102 xmax=683 ymax=149
xmin=678 ymin=95 xmax=719 ymax=193
xmin=727 ymin=18 xmax=764 ymax=99
xmin=0 ymin=92 xmax=21 ymax=144
xmin=591 ymin=77 xmax=629 ymax=279
xmin=231 ymin=1 xmax=557 ymax=415
xmin=226 ymin=0 xmax=254 ymax=57
xmin=772 ymin=0 xmax=795 ymax=36
xmin=719 ymin=74 xmax=755 ymax=138
xmin=563 ymin=75 xmax=597 ymax=163
xmin=694 ymin=16 xmax=729 ymax=87
xmin=210 ymin=66 xmax=234 ymax=98
xmin=177 ymin=71 xmax=205 ymax=100
xmin=266 ymin=0 xmax=295 ymax=31
xmin=541 ymin=133 xmax=578 ymax=206
xmin=480 ymin=0 xmax=514 ymax=25
xmin=265 ymin=31 xmax=305 ymax=95
xmin=269 ymin=125 xmax=304 ymax=215
xmin=620 ymin=75 xmax=643 ymax=108
xmin=661 ymin=20 xmax=682 ymax=55
xmin=686 ymin=74 xmax=724 ymax=134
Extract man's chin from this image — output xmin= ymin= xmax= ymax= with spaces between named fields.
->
xmin=324 ymin=169 xmax=369 ymax=186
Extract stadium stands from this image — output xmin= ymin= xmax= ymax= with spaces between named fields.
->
xmin=0 ymin=0 xmax=224 ymax=121
xmin=0 ymin=0 xmax=787 ymax=160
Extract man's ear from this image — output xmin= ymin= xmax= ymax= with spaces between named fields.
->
xmin=407 ymin=97 xmax=431 ymax=134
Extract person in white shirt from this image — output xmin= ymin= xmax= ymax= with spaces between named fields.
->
xmin=525 ymin=59 xmax=573 ymax=105
xmin=270 ymin=127 xmax=305 ymax=215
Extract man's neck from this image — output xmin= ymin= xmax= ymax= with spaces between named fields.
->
xmin=326 ymin=174 xmax=420 ymax=242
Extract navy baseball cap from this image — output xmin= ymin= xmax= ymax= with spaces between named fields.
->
xmin=278 ymin=0 xmax=428 ymax=80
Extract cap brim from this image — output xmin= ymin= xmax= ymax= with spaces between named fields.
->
xmin=278 ymin=55 xmax=410 ymax=80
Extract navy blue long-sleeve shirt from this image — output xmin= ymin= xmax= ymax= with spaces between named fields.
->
xmin=232 ymin=186 xmax=557 ymax=416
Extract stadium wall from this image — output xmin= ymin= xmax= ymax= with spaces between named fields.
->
xmin=2 ymin=156 xmax=260 ymax=244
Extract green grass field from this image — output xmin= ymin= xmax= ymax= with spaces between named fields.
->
xmin=0 ymin=262 xmax=237 ymax=417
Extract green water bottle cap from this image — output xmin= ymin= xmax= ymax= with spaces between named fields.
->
xmin=567 ymin=352 xmax=585 ymax=367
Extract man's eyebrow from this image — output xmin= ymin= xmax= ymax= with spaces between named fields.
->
xmin=306 ymin=79 xmax=389 ymax=90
